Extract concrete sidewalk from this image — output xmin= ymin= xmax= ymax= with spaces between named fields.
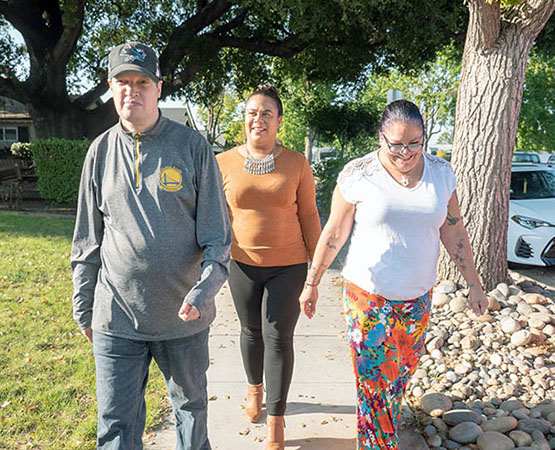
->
xmin=144 ymin=269 xmax=428 ymax=450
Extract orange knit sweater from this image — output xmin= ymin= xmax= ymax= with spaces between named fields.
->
xmin=216 ymin=146 xmax=321 ymax=267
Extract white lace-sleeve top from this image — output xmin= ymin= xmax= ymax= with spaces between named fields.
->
xmin=337 ymin=151 xmax=457 ymax=300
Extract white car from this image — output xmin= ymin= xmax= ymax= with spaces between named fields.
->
xmin=512 ymin=151 xmax=541 ymax=163
xmin=508 ymin=163 xmax=555 ymax=266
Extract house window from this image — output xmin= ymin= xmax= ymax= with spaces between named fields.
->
xmin=1 ymin=127 xmax=18 ymax=141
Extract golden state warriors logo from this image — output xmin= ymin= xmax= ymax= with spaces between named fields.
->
xmin=159 ymin=166 xmax=183 ymax=192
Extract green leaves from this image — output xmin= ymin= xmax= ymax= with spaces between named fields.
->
xmin=361 ymin=43 xmax=461 ymax=147
xmin=516 ymin=50 xmax=555 ymax=151
xmin=30 ymin=139 xmax=90 ymax=204
xmin=486 ymin=0 xmax=523 ymax=6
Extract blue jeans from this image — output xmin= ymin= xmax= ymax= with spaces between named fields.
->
xmin=93 ymin=328 xmax=211 ymax=450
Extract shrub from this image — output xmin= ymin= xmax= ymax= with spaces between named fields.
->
xmin=10 ymin=142 xmax=33 ymax=160
xmin=312 ymin=137 xmax=377 ymax=221
xmin=313 ymin=156 xmax=351 ymax=221
xmin=30 ymin=138 xmax=90 ymax=204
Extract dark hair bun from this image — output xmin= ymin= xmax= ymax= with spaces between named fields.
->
xmin=257 ymin=84 xmax=279 ymax=96
xmin=247 ymin=84 xmax=283 ymax=116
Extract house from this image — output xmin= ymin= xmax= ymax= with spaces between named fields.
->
xmin=0 ymin=97 xmax=35 ymax=154
xmin=312 ymin=146 xmax=338 ymax=164
xmin=0 ymin=99 xmax=224 ymax=154
xmin=160 ymin=105 xmax=226 ymax=153
xmin=160 ymin=105 xmax=197 ymax=130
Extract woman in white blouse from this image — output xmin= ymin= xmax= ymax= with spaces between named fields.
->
xmin=299 ymin=100 xmax=488 ymax=450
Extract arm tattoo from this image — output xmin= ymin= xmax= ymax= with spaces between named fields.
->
xmin=306 ymin=265 xmax=327 ymax=285
xmin=453 ymin=238 xmax=467 ymax=271
xmin=326 ymin=241 xmax=337 ymax=250
xmin=307 ymin=267 xmax=317 ymax=281
xmin=446 ymin=212 xmax=461 ymax=226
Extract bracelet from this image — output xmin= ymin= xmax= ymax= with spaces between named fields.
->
xmin=305 ymin=282 xmax=318 ymax=287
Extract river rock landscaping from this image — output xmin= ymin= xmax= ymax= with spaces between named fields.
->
xmin=404 ymin=274 xmax=555 ymax=450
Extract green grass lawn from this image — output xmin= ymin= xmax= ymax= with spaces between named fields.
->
xmin=0 ymin=212 xmax=169 ymax=449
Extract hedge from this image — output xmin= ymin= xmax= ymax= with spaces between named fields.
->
xmin=30 ymin=138 xmax=90 ymax=204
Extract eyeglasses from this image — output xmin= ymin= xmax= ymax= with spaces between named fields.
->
xmin=382 ymin=134 xmax=425 ymax=154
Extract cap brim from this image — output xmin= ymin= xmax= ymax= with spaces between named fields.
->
xmin=108 ymin=65 xmax=159 ymax=83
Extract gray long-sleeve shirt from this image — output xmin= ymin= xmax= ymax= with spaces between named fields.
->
xmin=71 ymin=114 xmax=231 ymax=340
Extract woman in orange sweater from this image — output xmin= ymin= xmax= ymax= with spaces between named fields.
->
xmin=216 ymin=84 xmax=321 ymax=450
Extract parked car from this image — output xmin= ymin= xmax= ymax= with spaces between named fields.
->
xmin=508 ymin=163 xmax=555 ymax=266
xmin=547 ymin=154 xmax=555 ymax=164
xmin=512 ymin=151 xmax=541 ymax=163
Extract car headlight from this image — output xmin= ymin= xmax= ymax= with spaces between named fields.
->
xmin=511 ymin=215 xmax=554 ymax=229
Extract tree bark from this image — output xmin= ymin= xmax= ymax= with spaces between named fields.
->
xmin=30 ymin=99 xmax=118 ymax=141
xmin=437 ymin=0 xmax=555 ymax=291
xmin=303 ymin=78 xmax=313 ymax=163
xmin=305 ymin=124 xmax=313 ymax=163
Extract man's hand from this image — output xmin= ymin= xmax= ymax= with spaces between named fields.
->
xmin=179 ymin=303 xmax=200 ymax=322
xmin=81 ymin=327 xmax=93 ymax=344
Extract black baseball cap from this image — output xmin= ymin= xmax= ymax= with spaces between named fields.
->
xmin=108 ymin=42 xmax=162 ymax=83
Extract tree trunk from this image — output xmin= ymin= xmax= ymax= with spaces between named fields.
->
xmin=206 ymin=105 xmax=215 ymax=145
xmin=305 ymin=124 xmax=313 ymax=163
xmin=437 ymin=0 xmax=555 ymax=291
xmin=303 ymin=77 xmax=313 ymax=163
xmin=30 ymin=100 xmax=118 ymax=141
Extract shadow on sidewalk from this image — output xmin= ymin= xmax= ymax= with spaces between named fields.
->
xmin=286 ymin=437 xmax=357 ymax=449
xmin=286 ymin=401 xmax=355 ymax=416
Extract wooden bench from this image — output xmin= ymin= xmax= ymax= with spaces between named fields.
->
xmin=0 ymin=159 xmax=24 ymax=209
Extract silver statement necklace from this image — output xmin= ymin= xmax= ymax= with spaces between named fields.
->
xmin=243 ymin=144 xmax=276 ymax=175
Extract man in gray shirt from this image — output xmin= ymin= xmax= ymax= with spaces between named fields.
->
xmin=71 ymin=42 xmax=231 ymax=450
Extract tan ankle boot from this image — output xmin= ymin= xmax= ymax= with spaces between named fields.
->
xmin=244 ymin=383 xmax=263 ymax=422
xmin=265 ymin=415 xmax=285 ymax=450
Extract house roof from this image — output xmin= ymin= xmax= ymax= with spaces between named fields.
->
xmin=0 ymin=97 xmax=32 ymax=122
xmin=161 ymin=106 xmax=198 ymax=130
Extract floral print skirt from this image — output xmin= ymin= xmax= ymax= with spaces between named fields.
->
xmin=343 ymin=279 xmax=431 ymax=450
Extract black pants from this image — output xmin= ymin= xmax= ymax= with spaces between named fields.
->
xmin=228 ymin=259 xmax=307 ymax=416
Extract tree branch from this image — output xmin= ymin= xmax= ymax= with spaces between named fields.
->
xmin=0 ymin=0 xmax=63 ymax=49
xmin=165 ymin=32 xmax=310 ymax=98
xmin=161 ymin=54 xmax=206 ymax=98
xmin=206 ymin=33 xmax=309 ymax=58
xmin=0 ymin=1 xmax=44 ymax=43
xmin=159 ymin=0 xmax=232 ymax=72
xmin=504 ymin=0 xmax=555 ymax=43
xmin=466 ymin=0 xmax=501 ymax=51
xmin=0 ymin=76 xmax=31 ymax=104
xmin=51 ymin=0 xmax=86 ymax=64
xmin=180 ymin=0 xmax=232 ymax=34
xmin=213 ymin=7 xmax=247 ymax=35
xmin=73 ymin=79 xmax=109 ymax=110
